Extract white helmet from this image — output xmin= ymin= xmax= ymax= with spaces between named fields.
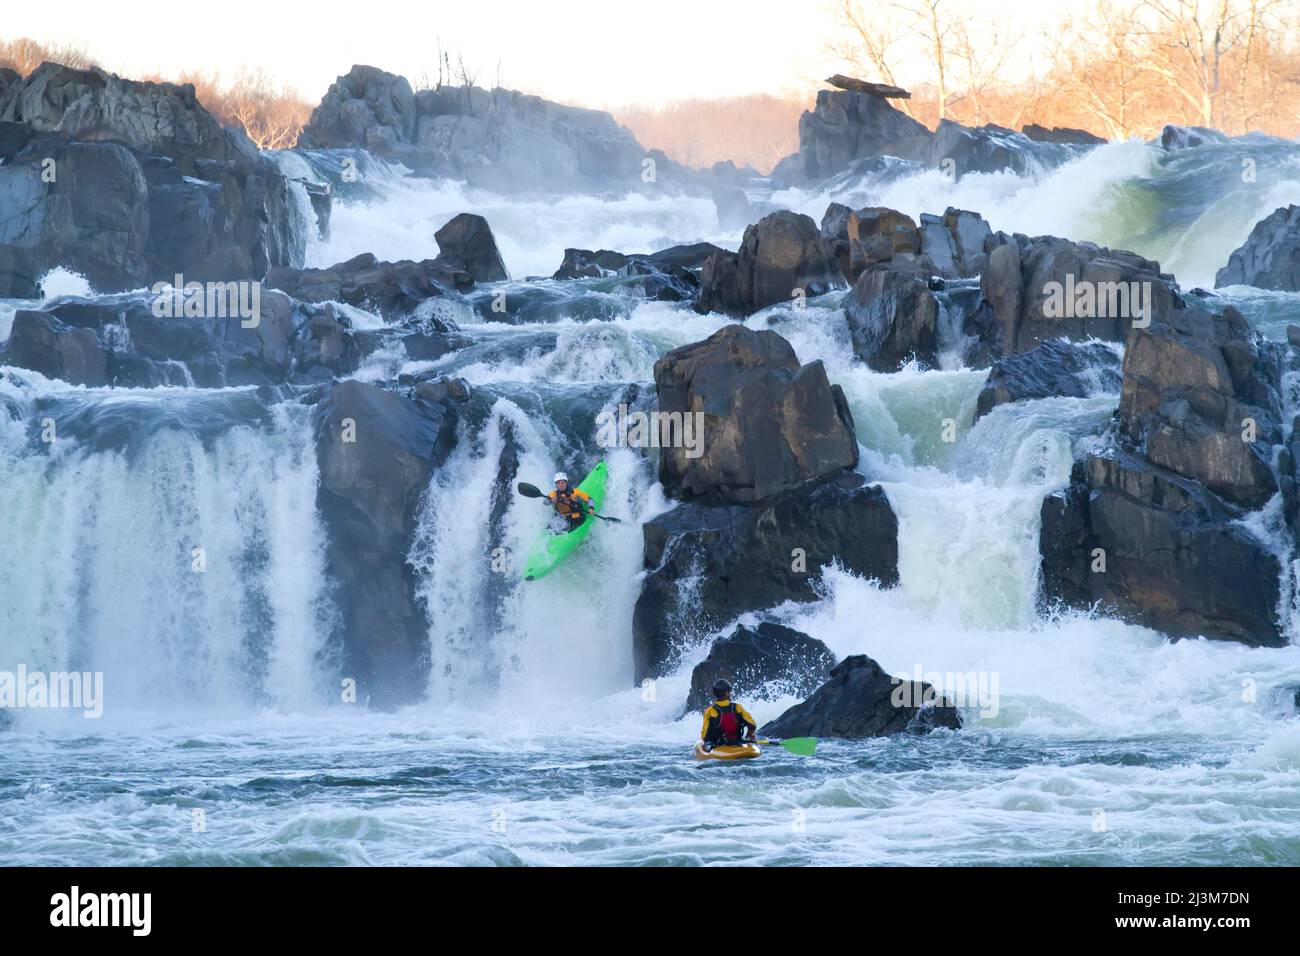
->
xmin=554 ymin=472 xmax=569 ymax=483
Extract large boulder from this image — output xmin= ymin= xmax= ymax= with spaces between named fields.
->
xmin=296 ymin=65 xmax=417 ymax=152
xmin=313 ymin=379 xmax=464 ymax=706
xmin=843 ymin=264 xmax=940 ymax=371
xmin=0 ymin=63 xmax=257 ymax=173
xmin=1215 ymin=204 xmax=1300 ymax=291
xmin=919 ymin=208 xmax=993 ymax=278
xmin=759 ymin=654 xmax=961 ymax=739
xmin=683 ymin=622 xmax=838 ymax=713
xmin=2 ymin=310 xmax=107 ymax=386
xmin=925 ymin=121 xmax=1059 ymax=177
xmin=0 ymin=138 xmax=149 ymax=291
xmin=798 ymin=89 xmax=930 ymax=181
xmin=1118 ymin=299 xmax=1279 ymax=509
xmin=300 ymin=66 xmax=652 ymax=195
xmin=696 ymin=210 xmax=845 ymax=317
xmin=653 ymin=324 xmax=859 ymax=504
xmin=632 ymin=472 xmax=897 ymax=681
xmin=0 ymin=64 xmax=316 ymax=285
xmin=1040 ymin=451 xmax=1284 ymax=646
xmin=971 ymin=234 xmax=1176 ymax=361
xmin=433 ymin=212 xmax=509 ymax=282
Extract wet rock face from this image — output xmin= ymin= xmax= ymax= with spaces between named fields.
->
xmin=1040 ymin=452 xmax=1284 ymax=647
xmin=684 ymin=623 xmax=838 ymax=714
xmin=1215 ymin=204 xmax=1300 ymax=292
xmin=843 ymin=264 xmax=940 ymax=371
xmin=696 ymin=210 xmax=844 ymax=317
xmin=1118 ymin=301 xmax=1280 ymax=510
xmin=1160 ymin=125 xmax=1229 ymax=151
xmin=265 ymin=252 xmax=470 ymax=317
xmin=975 ymin=234 xmax=1176 ymax=360
xmin=759 ymin=654 xmax=961 ymax=739
xmin=975 ymin=340 xmax=1122 ymax=422
xmin=632 ymin=473 xmax=897 ymax=682
xmin=313 ymin=379 xmax=464 ymax=707
xmin=653 ymin=324 xmax=858 ymax=505
xmin=0 ymin=64 xmax=319 ymax=287
xmin=798 ymin=89 xmax=931 ymax=181
xmin=0 ymin=138 xmax=150 ymax=292
xmin=0 ymin=63 xmax=259 ymax=172
xmin=433 ymin=213 xmax=509 ymax=283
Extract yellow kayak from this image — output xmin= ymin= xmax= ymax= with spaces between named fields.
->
xmin=694 ymin=741 xmax=761 ymax=761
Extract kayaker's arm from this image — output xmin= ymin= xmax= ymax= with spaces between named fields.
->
xmin=737 ymin=703 xmax=758 ymax=740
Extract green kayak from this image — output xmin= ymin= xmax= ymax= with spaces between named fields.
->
xmin=523 ymin=461 xmax=608 ymax=581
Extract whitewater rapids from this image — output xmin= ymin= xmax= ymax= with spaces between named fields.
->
xmin=1 ymin=140 xmax=1299 ymax=865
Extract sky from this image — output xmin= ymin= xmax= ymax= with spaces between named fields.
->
xmin=5 ymin=0 xmax=1086 ymax=108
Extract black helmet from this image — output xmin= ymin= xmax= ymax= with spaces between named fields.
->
xmin=712 ymin=678 xmax=733 ymax=697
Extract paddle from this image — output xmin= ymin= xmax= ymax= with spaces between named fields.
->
xmin=516 ymin=481 xmax=623 ymax=523
xmin=755 ymin=737 xmax=818 ymax=757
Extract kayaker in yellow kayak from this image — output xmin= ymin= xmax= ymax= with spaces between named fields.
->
xmin=546 ymin=472 xmax=596 ymax=531
xmin=700 ymin=679 xmax=757 ymax=751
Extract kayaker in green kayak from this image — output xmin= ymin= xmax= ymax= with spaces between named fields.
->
xmin=700 ymin=679 xmax=757 ymax=751
xmin=544 ymin=471 xmax=597 ymax=531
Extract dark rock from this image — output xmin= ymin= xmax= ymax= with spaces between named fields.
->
xmin=697 ymin=210 xmax=844 ymax=317
xmin=926 ymin=121 xmax=1045 ymax=177
xmin=1040 ymin=452 xmax=1284 ymax=646
xmin=632 ymin=472 xmax=898 ymax=681
xmin=0 ymin=138 xmax=149 ymax=291
xmin=684 ymin=622 xmax=838 ymax=713
xmin=0 ymin=63 xmax=258 ymax=173
xmin=974 ymin=234 xmax=1176 ymax=360
xmin=975 ymin=339 xmax=1122 ymax=421
xmin=1021 ymin=124 xmax=1107 ymax=146
xmin=919 ymin=208 xmax=992 ymax=278
xmin=265 ymin=252 xmax=470 ymax=317
xmin=1118 ymin=301 xmax=1279 ymax=509
xmin=434 ymin=212 xmax=509 ymax=282
xmin=798 ymin=89 xmax=930 ymax=181
xmin=1160 ymin=125 xmax=1228 ymax=151
xmin=551 ymin=243 xmax=720 ymax=303
xmin=3 ymin=311 xmax=107 ymax=386
xmin=1215 ymin=204 xmax=1300 ymax=291
xmin=654 ymin=324 xmax=858 ymax=504
xmin=759 ymin=653 xmax=961 ymax=739
xmin=824 ymin=76 xmax=911 ymax=98
xmin=0 ymin=243 xmax=40 ymax=298
xmin=313 ymin=379 xmax=463 ymax=706
xmin=843 ymin=264 xmax=939 ymax=370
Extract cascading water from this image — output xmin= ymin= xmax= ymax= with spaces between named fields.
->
xmin=2 ymin=135 xmax=1300 ymax=866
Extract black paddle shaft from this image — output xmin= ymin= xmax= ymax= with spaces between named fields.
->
xmin=516 ymin=480 xmax=622 ymax=523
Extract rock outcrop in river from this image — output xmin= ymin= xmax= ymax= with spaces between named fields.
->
xmin=0 ymin=63 xmax=320 ymax=293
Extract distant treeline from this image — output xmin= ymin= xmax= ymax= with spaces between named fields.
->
xmin=5 ymin=0 xmax=1298 ymax=172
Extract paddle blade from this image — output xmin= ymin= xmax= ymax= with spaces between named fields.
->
xmin=517 ymin=482 xmax=543 ymax=498
xmin=779 ymin=737 xmax=817 ymax=757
